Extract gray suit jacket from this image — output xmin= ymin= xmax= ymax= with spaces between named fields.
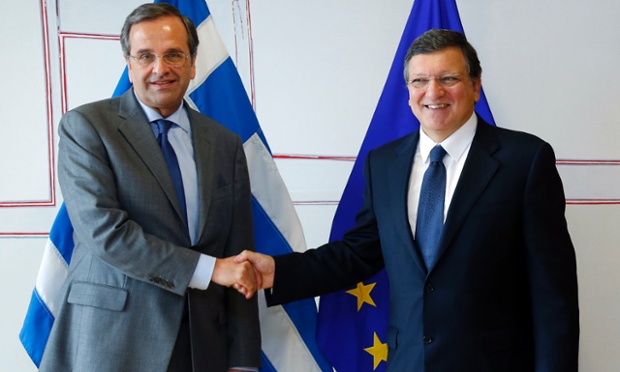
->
xmin=40 ymin=89 xmax=261 ymax=371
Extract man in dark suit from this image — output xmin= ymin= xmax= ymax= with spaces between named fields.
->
xmin=40 ymin=3 xmax=260 ymax=371
xmin=238 ymin=29 xmax=579 ymax=371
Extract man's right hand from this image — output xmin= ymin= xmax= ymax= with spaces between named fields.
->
xmin=212 ymin=256 xmax=257 ymax=299
xmin=234 ymin=250 xmax=275 ymax=291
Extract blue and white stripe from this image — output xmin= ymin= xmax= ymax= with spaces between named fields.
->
xmin=19 ymin=204 xmax=73 ymax=367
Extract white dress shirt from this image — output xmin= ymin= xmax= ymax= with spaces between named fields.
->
xmin=407 ymin=113 xmax=478 ymax=238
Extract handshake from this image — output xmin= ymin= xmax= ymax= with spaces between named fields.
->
xmin=212 ymin=250 xmax=275 ymax=299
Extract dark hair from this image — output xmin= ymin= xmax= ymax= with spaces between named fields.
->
xmin=120 ymin=3 xmax=199 ymax=58
xmin=403 ymin=29 xmax=481 ymax=82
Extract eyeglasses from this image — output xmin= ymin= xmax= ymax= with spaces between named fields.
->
xmin=407 ymin=75 xmax=464 ymax=89
xmin=128 ymin=52 xmax=191 ymax=68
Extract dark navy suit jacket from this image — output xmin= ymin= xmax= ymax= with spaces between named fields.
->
xmin=268 ymin=117 xmax=579 ymax=371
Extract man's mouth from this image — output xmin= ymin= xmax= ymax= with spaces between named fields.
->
xmin=425 ymin=104 xmax=449 ymax=109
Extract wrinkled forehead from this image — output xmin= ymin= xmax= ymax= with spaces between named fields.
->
xmin=408 ymin=47 xmax=468 ymax=75
xmin=129 ymin=16 xmax=189 ymax=52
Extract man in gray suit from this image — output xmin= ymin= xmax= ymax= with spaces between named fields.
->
xmin=40 ymin=3 xmax=260 ymax=371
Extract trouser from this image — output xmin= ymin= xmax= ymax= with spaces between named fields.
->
xmin=167 ymin=298 xmax=192 ymax=372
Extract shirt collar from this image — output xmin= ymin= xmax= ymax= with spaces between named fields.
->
xmin=418 ymin=113 xmax=477 ymax=163
xmin=134 ymin=91 xmax=191 ymax=134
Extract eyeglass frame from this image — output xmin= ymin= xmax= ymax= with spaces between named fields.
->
xmin=127 ymin=52 xmax=192 ymax=68
xmin=407 ymin=74 xmax=472 ymax=90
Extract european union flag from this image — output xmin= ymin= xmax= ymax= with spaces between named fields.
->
xmin=316 ymin=1 xmax=495 ymax=371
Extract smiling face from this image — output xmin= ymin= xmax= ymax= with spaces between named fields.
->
xmin=407 ymin=47 xmax=481 ymax=142
xmin=126 ymin=15 xmax=196 ymax=117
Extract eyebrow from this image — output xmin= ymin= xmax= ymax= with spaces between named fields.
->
xmin=133 ymin=47 xmax=186 ymax=54
xmin=411 ymin=71 xmax=463 ymax=76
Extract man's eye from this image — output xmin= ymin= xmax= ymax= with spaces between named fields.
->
xmin=166 ymin=52 xmax=182 ymax=59
xmin=139 ymin=54 xmax=155 ymax=62
xmin=440 ymin=76 xmax=459 ymax=85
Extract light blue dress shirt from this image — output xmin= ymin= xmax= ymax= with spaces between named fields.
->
xmin=135 ymin=94 xmax=214 ymax=290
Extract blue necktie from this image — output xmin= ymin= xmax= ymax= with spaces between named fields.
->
xmin=154 ymin=119 xmax=187 ymax=227
xmin=415 ymin=145 xmax=447 ymax=270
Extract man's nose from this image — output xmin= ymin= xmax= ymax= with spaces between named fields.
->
xmin=425 ymin=78 xmax=445 ymax=97
xmin=151 ymin=56 xmax=170 ymax=74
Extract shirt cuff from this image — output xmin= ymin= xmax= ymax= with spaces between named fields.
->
xmin=188 ymin=254 xmax=216 ymax=290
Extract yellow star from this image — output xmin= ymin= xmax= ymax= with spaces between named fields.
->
xmin=364 ymin=332 xmax=388 ymax=370
xmin=346 ymin=281 xmax=377 ymax=311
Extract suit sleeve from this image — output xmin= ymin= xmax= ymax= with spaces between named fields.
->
xmin=522 ymin=142 xmax=579 ymax=370
xmin=223 ymin=136 xmax=261 ymax=368
xmin=58 ymin=109 xmax=200 ymax=297
xmin=267 ymin=151 xmax=385 ymax=305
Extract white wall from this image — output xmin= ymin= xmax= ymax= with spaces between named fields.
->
xmin=2 ymin=0 xmax=620 ymax=370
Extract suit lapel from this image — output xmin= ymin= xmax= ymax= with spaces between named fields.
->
xmin=431 ymin=121 xmax=500 ymax=271
xmin=389 ymin=132 xmax=428 ymax=273
xmin=116 ymin=90 xmax=187 ymax=227
xmin=187 ymin=108 xmax=215 ymax=243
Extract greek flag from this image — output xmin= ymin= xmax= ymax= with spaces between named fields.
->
xmin=20 ymin=0 xmax=331 ymax=370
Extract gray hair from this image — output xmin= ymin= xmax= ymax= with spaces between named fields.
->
xmin=403 ymin=29 xmax=481 ymax=83
xmin=120 ymin=3 xmax=199 ymax=58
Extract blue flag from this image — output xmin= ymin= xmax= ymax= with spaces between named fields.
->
xmin=20 ymin=1 xmax=331 ymax=370
xmin=316 ymin=1 xmax=495 ymax=371
xmin=18 ymin=204 xmax=73 ymax=367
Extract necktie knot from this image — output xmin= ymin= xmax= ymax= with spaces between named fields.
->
xmin=429 ymin=145 xmax=446 ymax=163
xmin=155 ymin=119 xmax=174 ymax=138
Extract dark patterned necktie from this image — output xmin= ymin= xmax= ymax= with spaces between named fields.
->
xmin=415 ymin=145 xmax=447 ymax=270
xmin=154 ymin=119 xmax=187 ymax=227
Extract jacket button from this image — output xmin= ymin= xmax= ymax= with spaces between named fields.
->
xmin=425 ymin=283 xmax=435 ymax=293
xmin=423 ymin=336 xmax=433 ymax=344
